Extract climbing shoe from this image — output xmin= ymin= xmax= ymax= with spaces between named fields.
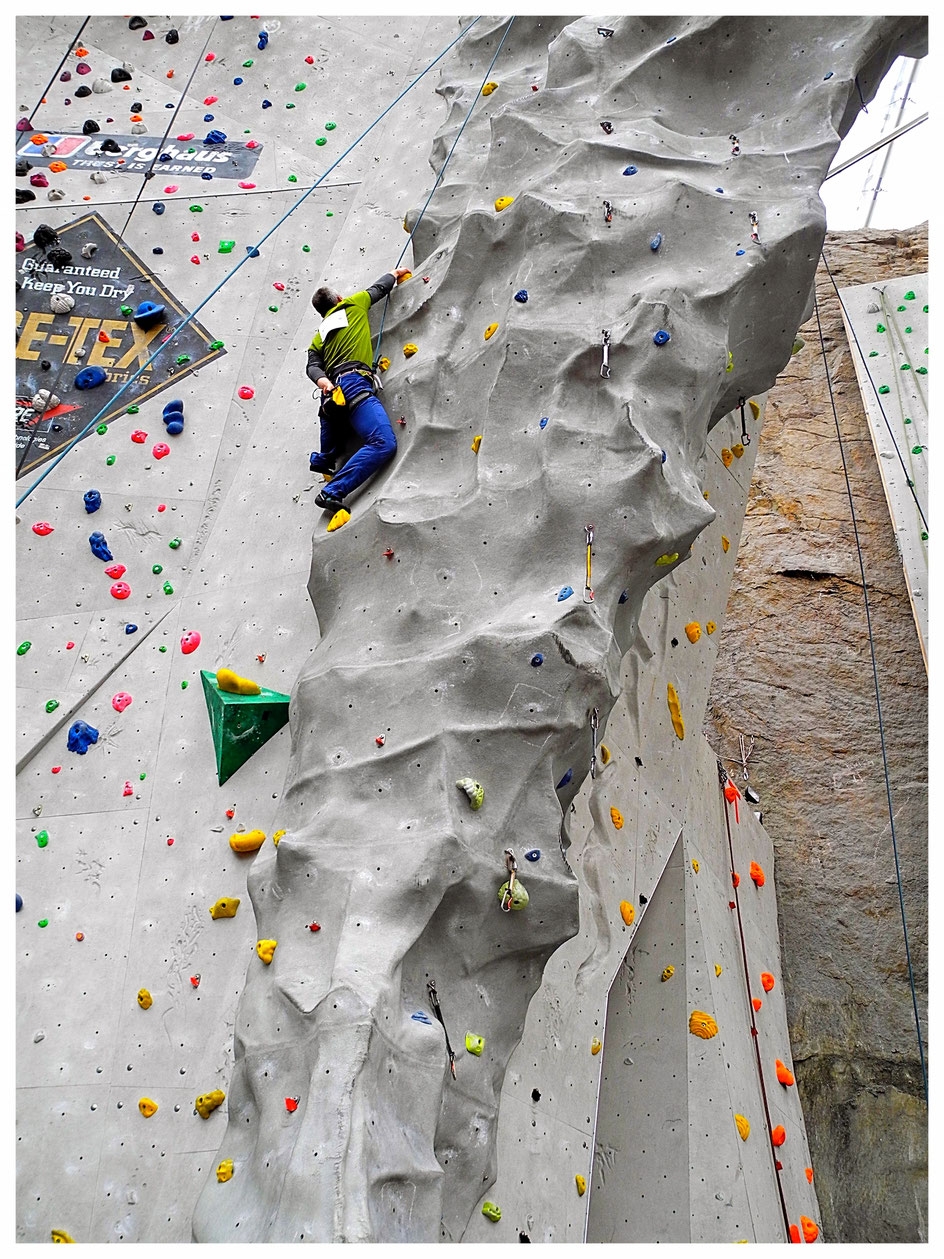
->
xmin=315 ymin=491 xmax=344 ymax=513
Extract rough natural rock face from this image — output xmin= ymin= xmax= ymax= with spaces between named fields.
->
xmin=706 ymin=224 xmax=928 ymax=1243
xmin=193 ymin=19 xmax=927 ymax=1244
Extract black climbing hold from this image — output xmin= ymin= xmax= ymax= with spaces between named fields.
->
xmin=638 ymin=893 xmax=648 ymax=905
xmin=16 ymin=188 xmax=36 ymax=204
xmin=131 ymin=101 xmax=142 ymax=111
xmin=618 ymin=589 xmax=628 ymax=604
xmin=100 ymin=137 xmax=122 ymax=153
xmin=128 ymin=16 xmax=147 ymax=30
xmin=531 ymin=1088 xmax=541 ymax=1102
xmin=166 ymin=28 xmax=179 ymax=44
xmin=519 ymin=1233 xmax=531 ymax=1243
xmin=41 ymin=360 xmax=51 ymax=371
xmin=16 ymin=157 xmax=31 ymax=176
xmin=152 ymin=202 xmax=165 ymax=215
xmin=634 ymin=756 xmax=643 ymax=767
xmin=74 ymin=84 xmax=92 ymax=97
xmin=133 ymin=300 xmax=166 ymax=330
xmin=600 ymin=120 xmax=614 ymax=134
xmin=111 ymin=67 xmax=133 ymax=83
xmin=152 ymin=247 xmax=164 ymax=254
xmin=671 ymin=637 xmax=678 ymax=648
xmin=82 ymin=119 xmax=100 ymax=135
xmin=47 ymin=246 xmax=73 ymax=269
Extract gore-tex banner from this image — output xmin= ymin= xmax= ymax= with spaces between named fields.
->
xmin=16 ymin=132 xmax=262 ymax=179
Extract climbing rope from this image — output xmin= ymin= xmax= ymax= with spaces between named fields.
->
xmin=372 ymin=16 xmax=516 ymax=367
xmin=818 ymin=249 xmax=928 ymax=534
xmin=811 ymin=292 xmax=928 ymax=1101
xmin=15 ymin=16 xmax=483 ymax=508
xmin=718 ymin=767 xmax=791 ymax=1240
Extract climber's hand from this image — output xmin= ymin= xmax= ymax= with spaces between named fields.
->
xmin=316 ymin=377 xmax=333 ymax=394
xmin=393 ymin=268 xmax=411 ymax=282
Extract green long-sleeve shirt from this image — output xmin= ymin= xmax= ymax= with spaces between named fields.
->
xmin=306 ymin=272 xmax=395 ymax=382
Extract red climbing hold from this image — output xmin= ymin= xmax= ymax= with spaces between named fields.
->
xmin=273 ymin=282 xmax=285 ymax=291
xmin=284 ymin=1096 xmax=299 ymax=1112
xmin=383 ymin=549 xmax=394 ymax=558
xmin=104 ymin=563 xmax=126 ymax=579
xmin=190 ymin=255 xmax=200 ymax=264
xmin=191 ymin=232 xmax=200 ymax=242
xmin=305 ymin=55 xmax=314 ymax=63
xmin=131 ymin=430 xmax=147 ymax=443
xmin=307 ymin=922 xmax=321 ymax=932
xmin=375 ymin=735 xmax=385 ymax=746
xmin=153 ymin=443 xmax=170 ymax=459
xmin=66 ymin=642 xmax=75 ymax=649
xmin=32 ymin=522 xmax=54 ymax=535
xmin=180 ymin=630 xmax=201 ymax=655
xmin=238 ymin=386 xmax=254 ymax=400
xmin=112 ymin=692 xmax=133 ymax=713
xmin=110 ymin=581 xmax=131 ymax=599
xmin=190 ymin=975 xmax=200 ymax=987
xmin=225 ymin=808 xmax=235 ymax=819
xmin=789 ymin=1225 xmax=801 ymax=1244
xmin=204 ymin=95 xmax=218 ymax=105
xmin=123 ymin=782 xmax=134 ymax=797
xmin=158 ymin=504 xmax=166 ymax=512
xmin=167 ymin=837 xmax=175 ymax=846
xmin=51 ymin=766 xmax=61 ymax=774
xmin=775 ymin=1160 xmax=783 ymax=1172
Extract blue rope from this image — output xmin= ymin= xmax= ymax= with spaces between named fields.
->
xmin=16 ymin=16 xmax=482 ymax=508
xmin=813 ymin=287 xmax=928 ymax=1103
xmin=819 ymin=248 xmax=928 ymax=534
xmin=373 ymin=15 xmax=516 ymax=366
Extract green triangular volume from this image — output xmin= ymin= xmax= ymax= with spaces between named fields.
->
xmin=200 ymin=671 xmax=291 ymax=786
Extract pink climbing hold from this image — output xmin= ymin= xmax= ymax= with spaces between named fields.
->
xmin=104 ymin=563 xmax=126 ymax=579
xmin=66 ymin=642 xmax=75 ymax=649
xmin=131 ymin=430 xmax=147 ymax=443
xmin=123 ymin=782 xmax=134 ymax=797
xmin=238 ymin=181 xmax=256 ymax=189
xmin=205 ymin=52 xmax=215 ymax=61
xmin=238 ymin=386 xmax=254 ymax=400
xmin=180 ymin=630 xmax=201 ymax=655
xmin=191 ymin=232 xmax=200 ymax=242
xmin=204 ymin=95 xmax=218 ymax=105
xmin=164 ymin=184 xmax=179 ymax=193
xmin=273 ymin=282 xmax=285 ymax=291
xmin=305 ymin=55 xmax=314 ymax=64
xmin=32 ymin=522 xmax=54 ymax=535
xmin=190 ymin=255 xmax=200 ymax=264
xmin=112 ymin=692 xmax=133 ymax=713
xmin=153 ymin=443 xmax=170 ymax=460
xmin=52 ymin=766 xmax=61 ymax=774
xmin=176 ymin=133 xmax=194 ymax=141
xmin=157 ymin=504 xmax=166 ymax=512
xmin=110 ymin=581 xmax=131 ymax=599
xmin=245 ymin=140 xmax=259 ymax=149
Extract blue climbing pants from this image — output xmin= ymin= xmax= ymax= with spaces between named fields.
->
xmin=314 ymin=371 xmax=397 ymax=499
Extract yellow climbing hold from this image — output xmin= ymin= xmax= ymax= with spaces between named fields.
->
xmin=735 ymin=1113 xmax=750 ymax=1141
xmin=726 ymin=351 xmax=734 ymax=373
xmin=273 ymin=829 xmax=285 ymax=847
xmin=685 ymin=622 xmax=701 ymax=643
xmin=403 ymin=343 xmax=418 ymax=357
xmin=610 ymin=806 xmax=624 ymax=830
xmin=209 ymin=897 xmax=240 ymax=919
xmin=575 ymin=1174 xmax=587 ymax=1196
xmin=471 ymin=435 xmax=483 ymax=454
xmin=195 ymin=1089 xmax=225 ymax=1119
xmin=396 ymin=270 xmax=412 ymax=284
xmin=661 ymin=965 xmax=675 ymax=982
xmin=732 ymin=442 xmax=744 ymax=458
xmin=599 ymin=743 xmax=611 ymax=765
xmin=619 ymin=900 xmax=635 ymax=926
xmin=484 ymin=323 xmax=498 ymax=340
xmin=721 ymin=535 xmax=730 ymax=553
xmin=327 ymin=508 xmax=350 ymax=533
xmin=715 ymin=964 xmax=723 ymax=977
xmin=692 ymin=859 xmax=699 ymax=873
xmin=482 ymin=81 xmax=498 ymax=95
xmin=216 ymin=667 xmax=261 ymax=696
xmin=494 ymin=196 xmax=514 ymax=212
xmin=706 ymin=621 xmax=716 ymax=635
xmin=229 ymin=829 xmax=266 ymax=853
xmin=749 ymin=400 xmax=760 ymax=419
xmin=703 ymin=490 xmax=710 ymax=500
xmin=689 ymin=1010 xmax=719 ymax=1039
xmin=256 ymin=939 xmax=277 ymax=965
xmin=51 ymin=1231 xmax=76 ymax=1243
xmin=591 ymin=1038 xmax=602 ymax=1055
xmin=721 ymin=448 xmax=733 ymax=468
xmin=666 ymin=682 xmax=685 ymax=740
xmin=655 ymin=551 xmax=679 ymax=566
xmin=378 ymin=356 xmax=390 ymax=372
xmin=216 ymin=1159 xmax=234 ymax=1183
xmin=137 ymin=988 xmax=152 ymax=1010
xmin=138 ymin=1097 xmax=158 ymax=1118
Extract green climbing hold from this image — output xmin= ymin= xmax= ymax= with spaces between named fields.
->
xmin=325 ymin=212 xmax=333 ymax=217
xmin=315 ymin=136 xmax=326 ymax=146
xmin=176 ymin=355 xmax=191 ymax=365
xmin=286 ymin=103 xmax=295 ymax=109
xmin=876 ymin=324 xmax=885 ymax=333
xmin=912 ymin=445 xmax=924 ymax=455
xmin=268 ymin=305 xmax=279 ymax=312
xmin=36 ymin=831 xmax=49 ymax=849
xmin=181 ymin=680 xmax=189 ymax=690
xmin=901 ymin=363 xmax=911 ymax=370
xmin=120 ymin=305 xmax=132 ymax=316
xmin=17 ymin=642 xmax=31 ymax=656
xmin=163 ymin=582 xmax=174 ymax=595
xmin=45 ymin=700 xmax=59 ymax=713
xmin=878 ymin=385 xmax=890 ymax=394
xmin=904 ymin=290 xmax=915 ymax=300
xmin=106 ymin=455 xmax=116 ymax=465
xmin=189 ymin=205 xmax=203 ymax=212
xmin=169 ymin=538 xmax=181 ymax=550
xmin=38 ymin=919 xmax=48 ymax=928
xmin=905 ymin=417 xmax=912 ymax=424
xmin=200 ymin=669 xmax=292 ymax=786
xmin=243 ymin=59 xmax=253 ymax=67
xmin=218 ymin=241 xmax=235 ymax=253
xmin=210 ymin=340 xmax=225 ymax=350
xmin=295 ymin=82 xmax=306 ymax=91
xmin=152 ymin=564 xmax=163 ymax=574
xmin=897 ymin=305 xmax=906 ymax=312
xmin=923 ymin=305 xmax=928 ymax=313
xmin=905 ymin=326 xmax=912 ymax=334
xmin=127 ymin=404 xmax=139 ymax=414
xmin=287 ymin=174 xmax=297 ymax=182
xmin=868 ymin=350 xmax=878 ymax=357
xmin=139 ymin=772 xmax=146 ymax=780
xmin=921 ymin=531 xmax=929 ymax=541
xmin=97 ymin=424 xmax=108 ymax=435
xmin=159 ymin=645 xmax=167 ymax=653
xmin=915 ymin=367 xmax=928 ymax=375
xmin=302 ymin=245 xmax=310 ymax=252
xmin=325 ymin=121 xmax=336 ymax=130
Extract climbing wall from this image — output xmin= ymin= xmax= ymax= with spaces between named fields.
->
xmin=16 ymin=12 xmax=923 ymax=1246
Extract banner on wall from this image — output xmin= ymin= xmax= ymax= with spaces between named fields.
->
xmin=16 ymin=132 xmax=262 ymax=179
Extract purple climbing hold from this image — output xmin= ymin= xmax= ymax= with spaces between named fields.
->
xmin=67 ymin=720 xmax=99 ymax=755
xmin=89 ymin=531 xmax=113 ymax=562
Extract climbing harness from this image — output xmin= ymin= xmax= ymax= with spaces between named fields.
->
xmin=16 ymin=17 xmax=483 ymax=507
xmin=812 ymin=289 xmax=928 ymax=1100
xmin=426 ymin=979 xmax=457 ymax=1079
xmin=600 ymin=330 xmax=611 ymax=378
xmin=737 ymin=396 xmax=751 ymax=446
xmin=589 ymin=707 xmax=600 ymax=780
xmin=584 ymin=524 xmax=595 ymax=603
xmin=500 ymin=849 xmax=518 ymax=913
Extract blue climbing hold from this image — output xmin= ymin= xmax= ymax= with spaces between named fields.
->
xmin=618 ymin=589 xmax=628 ymax=604
xmin=204 ymin=114 xmax=214 ymax=122
xmin=220 ymin=15 xmax=234 ymax=19
xmin=163 ymin=399 xmax=184 ymax=435
xmin=650 ymin=233 xmax=662 ymax=251
xmin=152 ymin=202 xmax=165 ymax=215
xmin=158 ymin=152 xmax=172 ymax=162
xmin=201 ymin=172 xmax=213 ymax=180
xmin=83 ymin=489 xmax=101 ymax=514
xmin=824 ymin=71 xmax=834 ymax=80
xmin=556 ymin=768 xmax=573 ymax=789
xmin=623 ymin=165 xmax=637 ymax=175
xmin=262 ymin=100 xmax=272 ymax=109
xmin=89 ymin=531 xmax=112 ymax=562
xmin=531 ymin=653 xmax=543 ymax=667
xmin=666 ymin=35 xmax=676 ymax=43
xmin=67 ymin=720 xmax=99 ymax=755
xmin=514 ymin=290 xmax=528 ymax=302
xmin=75 ymin=366 xmax=107 ymax=389
xmin=257 ymin=30 xmax=269 ymax=49
xmin=539 ymin=417 xmax=548 ymax=429
xmin=653 ymin=329 xmax=670 ymax=346
xmin=411 ymin=1011 xmax=432 ymax=1025
xmin=715 ymin=187 xmax=724 ymax=194
xmin=204 ymin=129 xmax=227 ymax=145
xmin=661 ymin=450 xmax=667 ymax=463
xmin=16 ymin=893 xmax=22 ymax=912
xmin=233 ymin=77 xmax=243 ymax=85
xmin=557 ymin=585 xmax=573 ymax=601
xmin=125 ymin=624 xmax=138 ymax=634
xmin=133 ymin=300 xmax=165 ymax=330
xmin=736 ymin=249 xmax=745 ymax=256
xmin=163 ymin=400 xmax=184 ymax=417
xmin=246 ymin=246 xmax=260 ymax=257
xmin=524 ymin=849 xmax=541 ymax=862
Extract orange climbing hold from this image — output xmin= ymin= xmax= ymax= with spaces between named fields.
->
xmin=752 ymin=997 xmax=762 ymax=1012
xmin=771 ymin=1125 xmax=786 ymax=1147
xmin=735 ymin=1113 xmax=750 ymax=1141
xmin=805 ymin=1167 xmax=814 ymax=1184
xmin=760 ymin=972 xmax=775 ymax=992
xmin=800 ymin=1217 xmax=819 ymax=1243
xmin=619 ymin=900 xmax=635 ymax=926
xmin=789 ymin=1225 xmax=801 ymax=1244
xmin=721 ymin=448 xmax=733 ymax=467
xmin=685 ymin=622 xmax=701 ymax=643
xmin=49 ymin=160 xmax=67 ymax=173
xmin=749 ymin=861 xmax=765 ymax=887
xmin=722 ymin=535 xmax=730 ymax=553
xmin=610 ymin=806 xmax=623 ymax=830
xmin=776 ymin=1059 xmax=795 ymax=1087
xmin=732 ymin=872 xmax=740 ymax=887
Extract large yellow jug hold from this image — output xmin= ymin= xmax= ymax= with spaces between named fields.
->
xmin=610 ymin=806 xmax=623 ymax=830
xmin=667 ymin=682 xmax=685 ymax=739
xmin=619 ymin=900 xmax=635 ymax=926
xmin=689 ymin=1010 xmax=719 ymax=1039
xmin=403 ymin=343 xmax=418 ymax=357
xmin=256 ymin=939 xmax=278 ymax=965
xmin=378 ymin=356 xmax=390 ymax=372
xmin=482 ymin=81 xmax=498 ymax=95
xmin=216 ymin=1159 xmax=234 ymax=1183
xmin=484 ymin=323 xmax=498 ymax=340
xmin=51 ymin=1230 xmax=76 ymax=1243
xmin=685 ymin=622 xmax=701 ymax=643
xmin=229 ymin=829 xmax=266 ymax=853
xmin=590 ymin=1038 xmax=602 ymax=1055
xmin=494 ymin=196 xmax=514 ymax=212
xmin=326 ymin=508 xmax=350 ymax=533
xmin=471 ymin=435 xmax=483 ymax=454
xmin=138 ymin=1097 xmax=158 ymax=1118
xmin=575 ymin=1174 xmax=586 ymax=1196
xmin=732 ymin=443 xmax=744 ymax=458
xmin=735 ymin=1113 xmax=750 ymax=1141
xmin=216 ymin=667 xmax=260 ymax=696
xmin=195 ymin=1089 xmax=225 ymax=1119
xmin=721 ymin=448 xmax=733 ymax=467
xmin=209 ymin=897 xmax=240 ymax=919
xmin=137 ymin=988 xmax=152 ymax=1010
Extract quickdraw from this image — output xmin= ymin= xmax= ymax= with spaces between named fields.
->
xmin=590 ymin=706 xmax=600 ymax=780
xmin=501 ymin=849 xmax=518 ymax=913
xmin=737 ymin=395 xmax=751 ymax=446
xmin=584 ymin=523 xmax=594 ymax=602
xmin=427 ymin=979 xmax=457 ymax=1079
xmin=600 ymin=329 xmax=611 ymax=378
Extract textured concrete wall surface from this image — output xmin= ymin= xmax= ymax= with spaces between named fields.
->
xmin=706 ymin=225 xmax=929 ymax=1244
xmin=15 ymin=13 xmax=926 ymax=1246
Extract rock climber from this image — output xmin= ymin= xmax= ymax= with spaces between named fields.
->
xmin=306 ymin=267 xmax=411 ymax=514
